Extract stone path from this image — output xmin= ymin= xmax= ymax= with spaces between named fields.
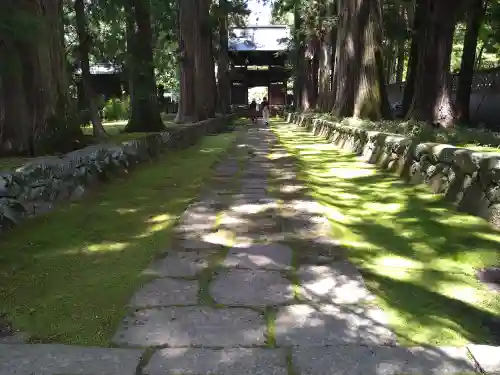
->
xmin=0 ymin=121 xmax=497 ymax=374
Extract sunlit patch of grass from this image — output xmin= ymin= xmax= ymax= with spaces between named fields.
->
xmin=272 ymin=119 xmax=500 ymax=346
xmin=81 ymin=119 xmax=179 ymax=143
xmin=0 ymin=157 xmax=31 ymax=171
xmin=81 ymin=120 xmax=128 ymax=137
xmin=0 ymin=131 xmax=237 ymax=345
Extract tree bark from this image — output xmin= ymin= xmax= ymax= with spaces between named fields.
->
xmin=328 ymin=26 xmax=338 ymax=109
xmin=331 ymin=0 xmax=355 ymax=116
xmin=0 ymin=38 xmax=32 ymax=154
xmin=1 ymin=0 xmax=81 ymax=155
xmin=332 ymin=0 xmax=391 ymax=120
xmin=194 ymin=0 xmax=217 ymax=120
xmin=302 ymin=35 xmax=319 ymax=111
xmin=317 ymin=37 xmax=332 ymax=111
xmin=402 ymin=0 xmax=424 ymax=116
xmin=175 ymin=0 xmax=196 ymax=123
xmin=293 ymin=5 xmax=306 ymax=110
xmin=456 ymin=0 xmax=488 ymax=123
xmin=74 ymin=0 xmax=107 ymax=138
xmin=217 ymin=0 xmax=231 ymax=114
xmin=406 ymin=0 xmax=463 ymax=127
xmin=395 ymin=38 xmax=405 ymax=83
xmin=394 ymin=4 xmax=406 ymax=83
xmin=125 ymin=0 xmax=164 ymax=132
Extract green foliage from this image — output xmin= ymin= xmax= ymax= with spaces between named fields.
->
xmin=102 ymin=97 xmax=130 ymax=121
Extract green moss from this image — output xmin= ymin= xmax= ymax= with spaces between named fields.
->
xmin=264 ymin=307 xmax=277 ymax=348
xmin=272 ymin=119 xmax=500 ymax=346
xmin=0 ymin=157 xmax=31 ymax=171
xmin=0 ymin=131 xmax=237 ymax=345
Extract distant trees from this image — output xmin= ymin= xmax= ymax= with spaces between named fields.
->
xmin=273 ymin=0 xmax=499 ymax=126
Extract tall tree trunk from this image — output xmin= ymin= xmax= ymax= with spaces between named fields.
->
xmin=332 ymin=0 xmax=391 ymax=119
xmin=317 ymin=37 xmax=332 ymax=111
xmin=402 ymin=0 xmax=423 ymax=116
xmin=331 ymin=0 xmax=355 ymax=116
xmin=125 ymin=10 xmax=135 ymax=99
xmin=22 ymin=0 xmax=81 ymax=154
xmin=1 ymin=0 xmax=81 ymax=155
xmin=317 ymin=0 xmax=330 ymax=111
xmin=194 ymin=0 xmax=217 ymax=120
xmin=394 ymin=4 xmax=406 ymax=83
xmin=125 ymin=0 xmax=164 ymax=132
xmin=217 ymin=0 xmax=231 ymax=114
xmin=74 ymin=0 xmax=107 ymax=138
xmin=395 ymin=39 xmax=405 ymax=82
xmin=293 ymin=5 xmax=305 ymax=110
xmin=456 ymin=0 xmax=488 ymax=123
xmin=175 ymin=0 xmax=196 ymax=122
xmin=385 ymin=42 xmax=395 ymax=83
xmin=406 ymin=0 xmax=463 ymax=127
xmin=0 ymin=38 xmax=32 ymax=154
xmin=303 ymin=36 xmax=319 ymax=111
xmin=328 ymin=26 xmax=337 ymax=109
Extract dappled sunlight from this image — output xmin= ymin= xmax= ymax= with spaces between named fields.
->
xmin=148 ymin=213 xmax=173 ymax=223
xmin=0 ymin=131 xmax=238 ymax=345
xmin=135 ymin=220 xmax=173 ymax=239
xmin=321 ymin=166 xmax=377 ymax=179
xmin=363 ymin=202 xmax=402 ymax=213
xmin=86 ymin=242 xmax=129 ymax=253
xmin=371 ymin=256 xmax=424 ymax=271
xmin=273 ymin=120 xmax=500 ymax=346
xmin=115 ymin=208 xmax=138 ymax=215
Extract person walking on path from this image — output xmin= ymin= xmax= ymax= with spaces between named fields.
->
xmin=249 ymin=99 xmax=257 ymax=124
xmin=260 ymin=97 xmax=270 ymax=125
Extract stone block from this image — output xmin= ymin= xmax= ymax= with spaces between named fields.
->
xmin=144 ymin=251 xmax=215 ymax=278
xmin=0 ymin=344 xmax=142 ymax=375
xmin=210 ymin=269 xmax=294 ymax=306
xmin=223 ymin=243 xmax=293 ymax=270
xmin=291 ymin=345 xmax=474 ymax=375
xmin=468 ymin=344 xmax=500 ymax=374
xmin=144 ymin=348 xmax=288 ymax=375
xmin=274 ymin=304 xmax=395 ymax=346
xmin=297 ymin=262 xmax=372 ymax=304
xmin=112 ymin=307 xmax=267 ymax=347
xmin=129 ymin=278 xmax=199 ymax=308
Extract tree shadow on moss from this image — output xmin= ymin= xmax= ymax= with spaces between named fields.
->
xmin=272 ymin=120 xmax=500 ymax=346
xmin=0 ymin=130 xmax=239 ymax=346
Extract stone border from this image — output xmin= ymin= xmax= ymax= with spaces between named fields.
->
xmin=287 ymin=113 xmax=500 ymax=230
xmin=0 ymin=116 xmax=235 ymax=232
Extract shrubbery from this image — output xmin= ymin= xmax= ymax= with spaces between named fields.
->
xmin=102 ymin=96 xmax=130 ymax=121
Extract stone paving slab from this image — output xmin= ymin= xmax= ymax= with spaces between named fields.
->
xmin=179 ymin=238 xmax=220 ymax=250
xmin=275 ymin=304 xmax=395 ymax=347
xmin=129 ymin=278 xmax=199 ymax=308
xmin=223 ymin=243 xmax=293 ymax=270
xmin=210 ymin=269 xmax=294 ymax=307
xmin=144 ymin=347 xmax=288 ymax=375
xmin=230 ymin=201 xmax=279 ymax=215
xmin=467 ymin=344 xmax=500 ymax=374
xmin=291 ymin=345 xmax=475 ymax=375
xmin=0 ymin=344 xmax=142 ymax=375
xmin=297 ymin=262 xmax=372 ymax=304
xmin=113 ymin=307 xmax=267 ymax=347
xmin=144 ymin=251 xmax=215 ymax=277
